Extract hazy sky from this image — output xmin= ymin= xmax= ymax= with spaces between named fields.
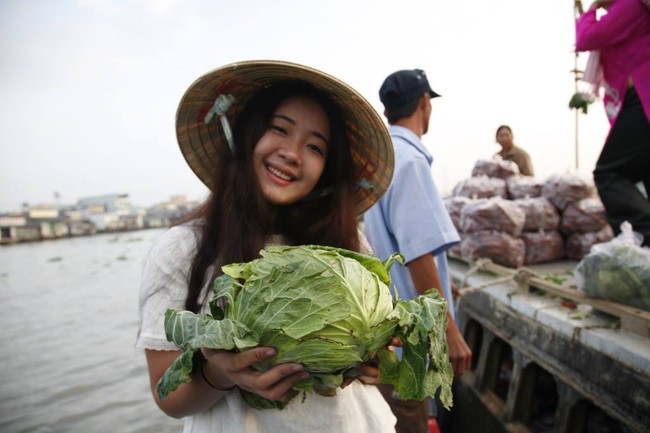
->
xmin=0 ymin=0 xmax=611 ymax=212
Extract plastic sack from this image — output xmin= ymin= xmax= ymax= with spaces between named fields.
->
xmin=506 ymin=175 xmax=542 ymax=200
xmin=452 ymin=176 xmax=507 ymax=199
xmin=471 ymin=158 xmax=520 ymax=179
xmin=444 ymin=196 xmax=472 ymax=231
xmin=560 ymin=197 xmax=608 ymax=234
xmin=521 ymin=231 xmax=565 ymax=264
xmin=566 ymin=226 xmax=614 ymax=260
xmin=514 ymin=197 xmax=561 ymax=231
xmin=459 ymin=197 xmax=526 ymax=237
xmin=574 ymin=222 xmax=650 ymax=312
xmin=460 ymin=230 xmax=525 ymax=268
xmin=541 ymin=173 xmax=596 ymax=211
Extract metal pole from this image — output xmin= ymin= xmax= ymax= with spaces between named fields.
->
xmin=572 ymin=0 xmax=584 ymax=171
xmin=574 ymin=51 xmax=580 ymax=171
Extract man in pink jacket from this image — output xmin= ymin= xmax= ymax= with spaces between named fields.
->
xmin=575 ymin=0 xmax=650 ymax=245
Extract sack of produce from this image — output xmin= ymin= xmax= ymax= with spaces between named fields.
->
xmin=444 ymin=196 xmax=473 ymax=231
xmin=460 ymin=230 xmax=525 ymax=268
xmin=471 ymin=158 xmax=520 ymax=179
xmin=575 ymin=222 xmax=650 ymax=311
xmin=541 ymin=173 xmax=595 ymax=211
xmin=156 ymin=245 xmax=453 ymax=409
xmin=514 ymin=197 xmax=561 ymax=231
xmin=459 ymin=197 xmax=526 ymax=237
xmin=566 ymin=225 xmax=614 ymax=260
xmin=521 ymin=231 xmax=565 ymax=264
xmin=560 ymin=197 xmax=608 ymax=234
xmin=506 ymin=175 xmax=542 ymax=199
xmin=452 ymin=175 xmax=507 ymax=199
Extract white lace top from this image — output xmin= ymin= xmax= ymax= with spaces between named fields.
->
xmin=136 ymin=225 xmax=396 ymax=433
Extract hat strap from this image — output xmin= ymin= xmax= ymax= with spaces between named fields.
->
xmin=204 ymin=94 xmax=237 ymax=152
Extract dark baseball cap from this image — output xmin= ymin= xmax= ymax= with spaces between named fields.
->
xmin=379 ymin=69 xmax=440 ymax=110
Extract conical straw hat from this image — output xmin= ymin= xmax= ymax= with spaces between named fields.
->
xmin=176 ymin=60 xmax=394 ymax=214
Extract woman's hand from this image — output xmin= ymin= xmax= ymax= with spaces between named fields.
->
xmin=202 ymin=347 xmax=309 ymax=403
xmin=340 ymin=337 xmax=402 ymax=389
xmin=340 ymin=360 xmax=380 ymax=389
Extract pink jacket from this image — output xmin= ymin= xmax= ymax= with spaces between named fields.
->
xmin=575 ymin=0 xmax=650 ymax=126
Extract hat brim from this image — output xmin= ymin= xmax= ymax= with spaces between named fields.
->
xmin=176 ymin=60 xmax=394 ymax=214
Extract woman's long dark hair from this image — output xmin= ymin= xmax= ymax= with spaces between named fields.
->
xmin=184 ymin=80 xmax=360 ymax=312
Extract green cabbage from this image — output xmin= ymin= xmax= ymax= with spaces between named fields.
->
xmin=157 ymin=245 xmax=453 ymax=410
xmin=575 ymin=242 xmax=650 ymax=311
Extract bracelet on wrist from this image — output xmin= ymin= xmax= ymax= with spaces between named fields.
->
xmin=200 ymin=362 xmax=236 ymax=392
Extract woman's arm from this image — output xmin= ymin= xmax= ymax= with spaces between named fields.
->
xmin=576 ymin=0 xmax=646 ymax=51
xmin=145 ymin=347 xmax=309 ymax=418
xmin=146 ymin=349 xmax=223 ymax=418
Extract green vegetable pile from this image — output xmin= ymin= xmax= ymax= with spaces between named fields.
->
xmin=575 ymin=225 xmax=650 ymax=312
xmin=568 ymin=91 xmax=595 ymax=114
xmin=157 ymin=245 xmax=453 ymax=410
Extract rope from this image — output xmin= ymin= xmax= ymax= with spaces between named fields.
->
xmin=456 ymin=259 xmax=542 ymax=298
xmin=457 ymin=274 xmax=516 ymax=297
xmin=459 ymin=258 xmax=494 ymax=289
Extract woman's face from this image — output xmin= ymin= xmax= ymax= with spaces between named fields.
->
xmin=496 ymin=127 xmax=513 ymax=148
xmin=253 ymin=96 xmax=330 ymax=206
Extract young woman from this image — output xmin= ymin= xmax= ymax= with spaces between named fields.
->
xmin=137 ymin=60 xmax=396 ymax=432
xmin=494 ymin=125 xmax=535 ymax=176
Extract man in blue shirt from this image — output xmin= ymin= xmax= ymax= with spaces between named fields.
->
xmin=364 ymin=69 xmax=472 ymax=433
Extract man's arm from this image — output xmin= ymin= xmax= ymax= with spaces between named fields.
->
xmin=407 ymin=253 xmax=472 ymax=375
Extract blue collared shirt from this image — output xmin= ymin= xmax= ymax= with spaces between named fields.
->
xmin=363 ymin=125 xmax=460 ymax=319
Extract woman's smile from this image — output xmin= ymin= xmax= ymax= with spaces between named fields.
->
xmin=253 ymin=96 xmax=330 ymax=206
xmin=266 ymin=164 xmax=295 ymax=183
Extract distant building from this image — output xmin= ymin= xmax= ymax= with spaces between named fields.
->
xmin=77 ymin=193 xmax=140 ymax=232
xmin=144 ymin=195 xmax=199 ymax=228
xmin=0 ymin=214 xmax=40 ymax=244
xmin=0 ymin=193 xmax=199 ymax=243
xmin=78 ymin=193 xmax=131 ymax=214
xmin=0 ymin=204 xmax=82 ymax=243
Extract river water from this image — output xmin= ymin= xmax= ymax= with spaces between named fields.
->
xmin=0 ymin=229 xmax=185 ymax=433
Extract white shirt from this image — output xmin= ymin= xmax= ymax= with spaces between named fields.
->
xmin=137 ymin=225 xmax=396 ymax=433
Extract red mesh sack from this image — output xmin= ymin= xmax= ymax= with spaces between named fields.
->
xmin=460 ymin=230 xmax=525 ymax=268
xmin=560 ymin=197 xmax=608 ymax=234
xmin=541 ymin=173 xmax=596 ymax=211
xmin=521 ymin=231 xmax=565 ymax=264
xmin=452 ymin=176 xmax=507 ymax=199
xmin=506 ymin=175 xmax=543 ymax=199
xmin=566 ymin=225 xmax=615 ymax=260
xmin=471 ymin=158 xmax=520 ymax=179
xmin=514 ymin=197 xmax=561 ymax=231
xmin=444 ymin=196 xmax=472 ymax=231
xmin=459 ymin=197 xmax=526 ymax=237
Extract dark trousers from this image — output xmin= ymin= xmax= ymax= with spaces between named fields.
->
xmin=377 ymin=384 xmax=429 ymax=433
xmin=593 ymin=87 xmax=650 ymax=246
xmin=378 ymin=384 xmax=454 ymax=433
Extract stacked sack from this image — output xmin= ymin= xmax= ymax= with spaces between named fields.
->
xmin=445 ymin=159 xmax=614 ymax=268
